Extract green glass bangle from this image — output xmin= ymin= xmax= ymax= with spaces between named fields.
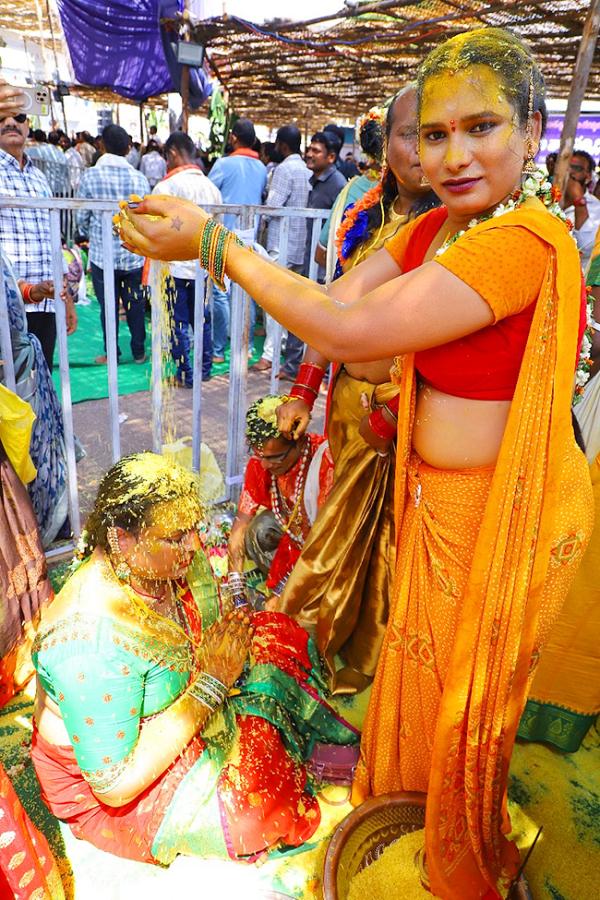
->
xmin=212 ymin=228 xmax=229 ymax=288
xmin=200 ymin=219 xmax=218 ymax=271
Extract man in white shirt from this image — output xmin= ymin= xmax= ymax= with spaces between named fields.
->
xmin=252 ymin=125 xmax=310 ymax=373
xmin=153 ymin=131 xmax=222 ymax=385
xmin=563 ymin=150 xmax=600 ymax=271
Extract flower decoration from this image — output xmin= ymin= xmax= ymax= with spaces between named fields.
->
xmin=355 ymin=105 xmax=386 ymax=144
xmin=335 ymin=182 xmax=384 ymax=271
xmin=574 ymin=287 xmax=594 ymax=405
xmin=246 ymin=394 xmax=291 ymax=448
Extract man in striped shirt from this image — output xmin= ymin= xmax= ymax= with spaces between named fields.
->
xmin=0 ymin=104 xmax=77 ymax=368
xmin=153 ymin=132 xmax=222 ymax=386
xmin=252 ymin=125 xmax=310 ymax=373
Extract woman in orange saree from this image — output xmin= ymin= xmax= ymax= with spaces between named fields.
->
xmin=116 ymin=27 xmax=594 ymax=899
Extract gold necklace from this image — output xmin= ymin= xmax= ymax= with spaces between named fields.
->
xmin=106 ymin=558 xmax=202 ymax=656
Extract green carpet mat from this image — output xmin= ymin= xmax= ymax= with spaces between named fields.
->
xmin=51 ymin=286 xmax=265 ymax=404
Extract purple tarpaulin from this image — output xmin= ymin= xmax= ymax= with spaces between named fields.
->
xmin=56 ymin=0 xmax=210 ymax=106
xmin=538 ymin=114 xmax=600 ymax=164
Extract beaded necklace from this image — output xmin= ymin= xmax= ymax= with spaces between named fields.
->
xmin=435 ymin=168 xmax=567 ymax=257
xmin=270 ymin=439 xmax=311 ymax=546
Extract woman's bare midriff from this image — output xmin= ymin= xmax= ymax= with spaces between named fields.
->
xmin=412 ymin=381 xmax=511 ymax=469
xmin=34 ymin=687 xmax=70 ymax=746
xmin=344 ymin=358 xmax=396 ymax=384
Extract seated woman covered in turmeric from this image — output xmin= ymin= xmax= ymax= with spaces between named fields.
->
xmin=31 ymin=452 xmax=357 ymax=866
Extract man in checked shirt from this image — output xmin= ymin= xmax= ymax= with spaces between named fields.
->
xmin=76 ymin=125 xmax=150 ymax=365
xmin=0 ymin=87 xmax=77 ymax=369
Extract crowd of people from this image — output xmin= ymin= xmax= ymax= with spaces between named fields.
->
xmin=0 ymin=22 xmax=600 ymax=900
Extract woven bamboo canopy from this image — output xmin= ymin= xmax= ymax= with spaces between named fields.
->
xmin=1 ymin=1 xmax=597 ymax=124
xmin=186 ymin=0 xmax=599 ymax=127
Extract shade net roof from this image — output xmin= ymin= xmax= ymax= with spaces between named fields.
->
xmin=187 ymin=1 xmax=598 ymax=126
xmin=1 ymin=1 xmax=597 ymax=123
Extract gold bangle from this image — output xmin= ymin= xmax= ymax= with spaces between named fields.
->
xmin=383 ymin=403 xmax=398 ymax=424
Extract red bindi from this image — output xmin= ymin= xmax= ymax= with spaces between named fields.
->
xmin=449 ymin=119 xmax=456 ymax=132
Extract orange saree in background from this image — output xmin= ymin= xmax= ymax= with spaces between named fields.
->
xmin=353 ymin=199 xmax=594 ymax=899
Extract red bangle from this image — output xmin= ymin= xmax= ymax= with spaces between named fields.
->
xmin=21 ymin=283 xmax=33 ymax=303
xmin=290 ymin=362 xmax=326 ymax=410
xmin=290 ymin=385 xmax=318 ymax=407
xmin=368 ymin=407 xmax=397 ymax=441
xmin=573 ymin=196 xmax=587 ymax=208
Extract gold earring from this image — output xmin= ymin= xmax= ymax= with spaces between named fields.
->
xmin=420 ymin=174 xmax=430 ymax=187
xmin=522 ymin=67 xmax=538 ymax=176
xmin=522 ymin=139 xmax=538 ymax=175
xmin=107 ymin=525 xmax=131 ymax=582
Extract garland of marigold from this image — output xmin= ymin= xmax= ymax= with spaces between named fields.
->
xmin=335 ymin=181 xmax=385 ymax=268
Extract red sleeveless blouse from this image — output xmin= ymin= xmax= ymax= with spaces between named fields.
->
xmin=388 ymin=206 xmax=585 ymax=400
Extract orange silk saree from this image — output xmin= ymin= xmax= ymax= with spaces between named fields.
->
xmin=353 ymin=200 xmax=594 ymax=899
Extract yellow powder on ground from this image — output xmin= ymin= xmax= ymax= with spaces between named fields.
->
xmin=347 ymin=828 xmax=430 ymax=900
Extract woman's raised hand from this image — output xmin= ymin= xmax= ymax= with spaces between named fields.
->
xmin=276 ymin=397 xmax=311 ymax=440
xmin=198 ymin=611 xmax=252 ymax=688
xmin=117 ymin=194 xmax=212 ymax=261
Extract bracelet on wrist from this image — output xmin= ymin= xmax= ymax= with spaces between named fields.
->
xmin=382 ymin=402 xmax=398 ymax=424
xmin=573 ymin=196 xmax=587 ymax=208
xmin=21 ymin=283 xmax=33 ymax=303
xmin=198 ymin=218 xmax=244 ymax=290
xmin=368 ymin=406 xmax=397 ymax=441
xmin=223 ymin=572 xmax=251 ymax=608
xmin=290 ymin=362 xmax=326 ymax=410
xmin=188 ymin=671 xmax=228 ymax=712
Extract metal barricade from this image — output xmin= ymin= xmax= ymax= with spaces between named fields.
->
xmin=0 ymin=196 xmax=328 ymax=555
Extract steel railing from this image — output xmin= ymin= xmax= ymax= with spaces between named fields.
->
xmin=0 ymin=196 xmax=329 ymax=557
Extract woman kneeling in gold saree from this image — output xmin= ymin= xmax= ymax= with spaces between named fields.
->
xmin=277 ymin=86 xmax=438 ymax=695
xmin=117 ymin=27 xmax=594 ymax=899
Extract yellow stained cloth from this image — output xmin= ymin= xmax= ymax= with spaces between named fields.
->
xmin=0 ymin=383 xmax=36 ymax=484
xmin=354 ymin=200 xmax=594 ymax=899
xmin=526 ymin=452 xmax=600 ymax=721
xmin=280 ymin=372 xmax=397 ymax=694
xmin=280 ymin=204 xmax=406 ymax=696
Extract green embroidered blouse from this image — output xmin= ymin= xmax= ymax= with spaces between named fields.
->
xmin=32 ymin=559 xmax=194 ymax=792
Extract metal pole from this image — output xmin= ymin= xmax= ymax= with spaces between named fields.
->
xmin=181 ymin=66 xmax=190 ymax=134
xmin=50 ymin=208 xmax=81 ymax=536
xmin=307 ymin=213 xmax=324 ymax=281
xmin=269 ymin=215 xmax=290 ymax=393
xmin=101 ymin=212 xmax=121 ymax=462
xmin=0 ymin=265 xmax=16 ymax=393
xmin=191 ymin=262 xmax=205 ymax=472
xmin=554 ymin=0 xmax=600 ymax=193
xmin=225 ymin=209 xmax=254 ymax=501
xmin=149 ymin=262 xmax=163 ymax=453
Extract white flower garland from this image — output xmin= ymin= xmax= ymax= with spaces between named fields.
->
xmin=435 ymin=168 xmax=593 ymax=402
